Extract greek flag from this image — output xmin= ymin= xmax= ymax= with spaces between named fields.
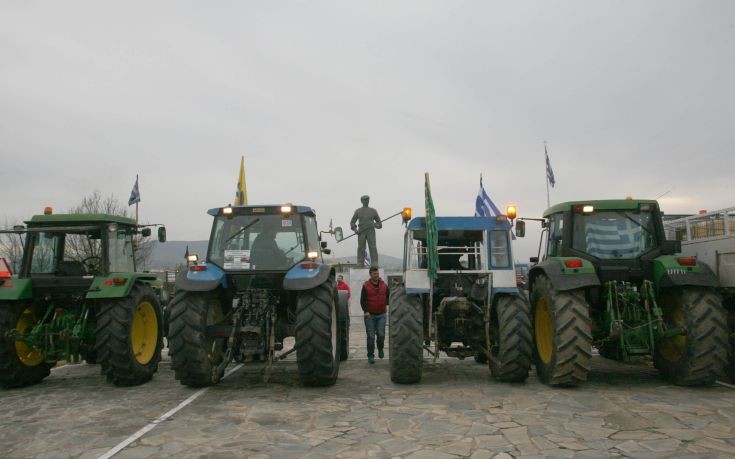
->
xmin=585 ymin=219 xmax=643 ymax=259
xmin=545 ymin=145 xmax=556 ymax=188
xmin=364 ymin=248 xmax=371 ymax=267
xmin=474 ymin=175 xmax=501 ymax=217
xmin=128 ymin=175 xmax=141 ymax=206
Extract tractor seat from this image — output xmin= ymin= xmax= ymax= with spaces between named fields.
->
xmin=57 ymin=260 xmax=86 ymax=276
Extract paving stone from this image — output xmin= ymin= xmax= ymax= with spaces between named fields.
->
xmin=693 ymin=437 xmax=735 ymax=454
xmin=610 ymin=430 xmax=669 ymax=440
xmin=639 ymin=438 xmax=681 ymax=452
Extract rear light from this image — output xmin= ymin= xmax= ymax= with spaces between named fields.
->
xmin=0 ymin=258 xmax=11 ymax=279
xmin=2 ymin=281 xmax=14 ymax=288
xmin=677 ymin=257 xmax=696 ymax=266
xmin=300 ymin=262 xmax=319 ymax=270
xmin=190 ymin=265 xmax=207 ymax=272
xmin=564 ymin=259 xmax=584 ymax=268
xmin=113 ymin=277 xmax=126 ymax=286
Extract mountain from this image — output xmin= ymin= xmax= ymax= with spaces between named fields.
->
xmin=148 ymin=241 xmax=402 ymax=270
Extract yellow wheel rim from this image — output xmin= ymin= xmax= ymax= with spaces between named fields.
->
xmin=658 ymin=304 xmax=686 ymax=363
xmin=15 ymin=308 xmax=44 ymax=367
xmin=131 ymin=301 xmax=158 ymax=364
xmin=535 ymin=298 xmax=554 ymax=365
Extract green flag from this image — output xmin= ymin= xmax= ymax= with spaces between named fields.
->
xmin=424 ymin=172 xmax=439 ymax=282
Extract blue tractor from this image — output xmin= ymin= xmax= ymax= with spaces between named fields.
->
xmin=390 ymin=214 xmax=532 ymax=383
xmin=168 ymin=204 xmax=347 ymax=387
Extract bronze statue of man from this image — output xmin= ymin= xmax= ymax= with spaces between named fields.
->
xmin=350 ymin=195 xmax=381 ymax=267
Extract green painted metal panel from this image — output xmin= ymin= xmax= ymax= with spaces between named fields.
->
xmin=555 ymin=257 xmax=596 ymax=275
xmin=0 ymin=278 xmax=32 ymax=300
xmin=653 ymin=255 xmax=701 ymax=284
xmin=86 ymin=274 xmax=137 ymax=299
xmin=26 ymin=213 xmax=136 ymax=227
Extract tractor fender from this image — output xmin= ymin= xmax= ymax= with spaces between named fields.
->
xmin=528 ymin=258 xmax=600 ymax=293
xmin=86 ymin=273 xmax=158 ymax=299
xmin=174 ymin=263 xmax=227 ymax=292
xmin=654 ymin=256 xmax=719 ymax=289
xmin=0 ymin=278 xmax=32 ymax=300
xmin=283 ymin=263 xmax=332 ymax=291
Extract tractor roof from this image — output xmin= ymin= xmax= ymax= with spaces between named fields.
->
xmin=26 ymin=213 xmax=137 ymax=227
xmin=407 ymin=216 xmax=512 ymax=231
xmin=543 ymin=199 xmax=659 ymax=218
xmin=207 ymin=204 xmax=315 ymax=217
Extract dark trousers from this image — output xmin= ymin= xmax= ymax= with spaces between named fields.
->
xmin=364 ymin=312 xmax=386 ymax=357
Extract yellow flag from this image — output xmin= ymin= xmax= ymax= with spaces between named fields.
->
xmin=236 ymin=156 xmax=248 ymax=205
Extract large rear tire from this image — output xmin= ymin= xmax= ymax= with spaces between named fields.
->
xmin=0 ymin=303 xmax=54 ymax=388
xmin=490 ymin=294 xmax=532 ymax=382
xmin=389 ymin=287 xmax=423 ymax=384
xmin=95 ymin=284 xmax=163 ymax=386
xmin=295 ymin=278 xmax=340 ymax=386
xmin=530 ymin=275 xmax=592 ymax=386
xmin=168 ymin=291 xmax=225 ymax=387
xmin=654 ymin=288 xmax=729 ymax=386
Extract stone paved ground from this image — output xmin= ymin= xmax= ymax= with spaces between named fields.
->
xmin=1 ymin=319 xmax=734 ymax=459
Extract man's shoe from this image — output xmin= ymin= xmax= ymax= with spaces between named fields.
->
xmin=368 ymin=355 xmax=375 ymax=364
xmin=378 ymin=349 xmax=384 ymax=359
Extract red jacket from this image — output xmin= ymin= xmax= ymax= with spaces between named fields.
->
xmin=337 ymin=280 xmax=351 ymax=300
xmin=360 ymin=279 xmax=388 ymax=314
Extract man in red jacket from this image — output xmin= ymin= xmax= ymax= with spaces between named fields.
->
xmin=360 ymin=266 xmax=389 ymax=364
xmin=337 ymin=274 xmax=351 ymax=300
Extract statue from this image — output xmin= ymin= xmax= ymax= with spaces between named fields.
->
xmin=350 ymin=195 xmax=381 ymax=267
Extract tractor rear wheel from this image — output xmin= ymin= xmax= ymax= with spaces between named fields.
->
xmin=0 ymin=303 xmax=54 ymax=388
xmin=95 ymin=284 xmax=163 ymax=386
xmin=489 ymin=294 xmax=532 ymax=382
xmin=531 ymin=275 xmax=592 ymax=386
xmin=295 ymin=278 xmax=340 ymax=386
xmin=654 ymin=288 xmax=729 ymax=386
xmin=389 ymin=287 xmax=423 ymax=384
xmin=168 ymin=291 xmax=226 ymax=387
xmin=338 ymin=290 xmax=350 ymax=362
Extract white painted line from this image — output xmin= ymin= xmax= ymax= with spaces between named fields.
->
xmin=715 ymin=380 xmax=735 ymax=390
xmin=97 ymin=364 xmax=243 ymax=459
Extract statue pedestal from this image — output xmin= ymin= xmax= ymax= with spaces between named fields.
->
xmin=347 ymin=267 xmax=384 ymax=317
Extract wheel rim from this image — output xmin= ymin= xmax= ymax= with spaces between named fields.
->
xmin=658 ymin=303 xmax=686 ymax=363
xmin=131 ymin=301 xmax=158 ymax=364
xmin=535 ymin=298 xmax=554 ymax=365
xmin=15 ymin=308 xmax=44 ymax=367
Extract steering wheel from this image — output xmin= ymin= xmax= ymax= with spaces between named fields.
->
xmin=81 ymin=256 xmax=102 ymax=274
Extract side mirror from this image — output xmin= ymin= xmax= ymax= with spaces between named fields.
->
xmin=661 ymin=239 xmax=681 ymax=255
xmin=322 ymin=248 xmax=332 ymax=255
xmin=141 ymin=228 xmax=152 ymax=237
xmin=158 ymin=227 xmax=167 ymax=243
xmin=515 ymin=220 xmax=526 ymax=238
xmin=530 ymin=256 xmax=539 ymax=264
xmin=321 ymin=241 xmax=328 ymax=249
xmin=334 ymin=227 xmax=344 ymax=242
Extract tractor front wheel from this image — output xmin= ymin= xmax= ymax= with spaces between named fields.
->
xmin=337 ymin=290 xmax=350 ymax=362
xmin=531 ymin=275 xmax=592 ymax=386
xmin=489 ymin=294 xmax=532 ymax=382
xmin=95 ymin=284 xmax=163 ymax=386
xmin=389 ymin=287 xmax=423 ymax=384
xmin=168 ymin=291 xmax=226 ymax=387
xmin=295 ymin=278 xmax=341 ymax=386
xmin=0 ymin=303 xmax=54 ymax=388
xmin=654 ymin=288 xmax=729 ymax=386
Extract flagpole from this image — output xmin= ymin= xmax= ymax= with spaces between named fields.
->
xmin=135 ymin=202 xmax=139 ymax=225
xmin=544 ymin=141 xmax=550 ymax=208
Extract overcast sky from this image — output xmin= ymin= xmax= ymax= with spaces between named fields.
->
xmin=1 ymin=1 xmax=733 ymax=262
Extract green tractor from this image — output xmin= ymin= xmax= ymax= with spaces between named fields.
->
xmin=519 ymin=199 xmax=730 ymax=386
xmin=0 ymin=209 xmax=167 ymax=388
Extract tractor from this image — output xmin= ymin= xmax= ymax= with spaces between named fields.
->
xmin=389 ymin=212 xmax=532 ymax=384
xmin=519 ymin=199 xmax=730 ymax=386
xmin=167 ymin=203 xmax=348 ymax=387
xmin=0 ymin=209 xmax=167 ymax=388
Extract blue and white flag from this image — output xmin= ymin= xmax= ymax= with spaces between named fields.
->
xmin=128 ymin=175 xmax=141 ymax=206
xmin=364 ymin=248 xmax=371 ymax=267
xmin=474 ymin=175 xmax=501 ymax=217
xmin=545 ymin=145 xmax=556 ymax=188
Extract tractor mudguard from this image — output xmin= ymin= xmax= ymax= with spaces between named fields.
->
xmin=654 ymin=256 xmax=719 ymax=289
xmin=174 ymin=264 xmax=227 ymax=292
xmin=86 ymin=273 xmax=159 ymax=299
xmin=529 ymin=258 xmax=600 ymax=292
xmin=0 ymin=278 xmax=32 ymax=300
xmin=283 ymin=263 xmax=332 ymax=291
